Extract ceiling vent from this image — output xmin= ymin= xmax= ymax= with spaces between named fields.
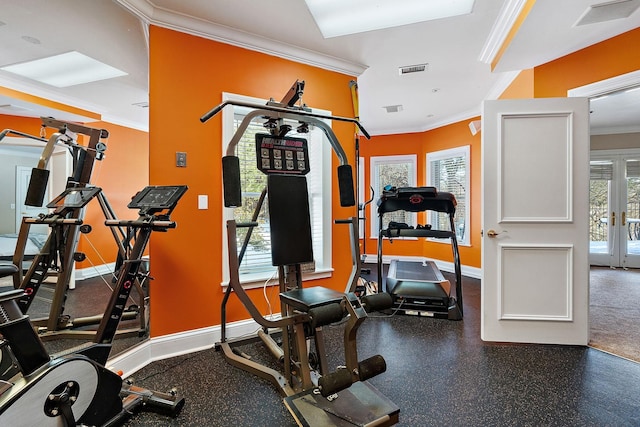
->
xmin=575 ymin=0 xmax=640 ymax=26
xmin=0 ymin=104 xmax=32 ymax=113
xmin=399 ymin=63 xmax=428 ymax=75
xmin=383 ymin=105 xmax=403 ymax=113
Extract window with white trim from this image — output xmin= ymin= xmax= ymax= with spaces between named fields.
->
xmin=221 ymin=93 xmax=332 ymax=287
xmin=369 ymin=155 xmax=417 ymax=237
xmin=426 ymin=146 xmax=470 ymax=245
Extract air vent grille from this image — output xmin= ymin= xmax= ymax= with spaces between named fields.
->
xmin=399 ymin=63 xmax=428 ymax=75
xmin=575 ymin=0 xmax=640 ymax=26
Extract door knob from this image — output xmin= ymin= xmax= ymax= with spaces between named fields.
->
xmin=487 ymin=229 xmax=499 ymax=238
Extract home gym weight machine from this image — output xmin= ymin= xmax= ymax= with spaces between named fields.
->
xmin=376 ymin=186 xmax=463 ymax=320
xmin=201 ymin=81 xmax=400 ymax=426
xmin=0 ymin=184 xmax=187 ymax=426
xmin=0 ymin=118 xmax=147 ymax=340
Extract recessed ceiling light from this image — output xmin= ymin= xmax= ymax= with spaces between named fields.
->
xmin=0 ymin=51 xmax=127 ymax=87
xmin=304 ymin=0 xmax=475 ymax=38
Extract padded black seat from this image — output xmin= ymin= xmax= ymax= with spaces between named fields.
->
xmin=0 ymin=264 xmax=18 ymax=279
xmin=280 ymin=286 xmax=344 ymax=313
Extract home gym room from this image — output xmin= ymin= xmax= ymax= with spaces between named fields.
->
xmin=0 ymin=1 xmax=639 ymax=426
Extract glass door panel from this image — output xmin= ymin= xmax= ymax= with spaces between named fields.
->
xmin=590 ymin=153 xmax=640 ymax=268
xmin=625 ymin=159 xmax=640 ymax=265
xmin=589 ymin=160 xmax=615 ymax=265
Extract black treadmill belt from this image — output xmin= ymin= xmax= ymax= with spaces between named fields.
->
xmin=395 ymin=261 xmax=440 ymax=282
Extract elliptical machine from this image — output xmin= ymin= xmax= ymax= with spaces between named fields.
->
xmin=0 ymin=185 xmax=187 ymax=426
xmin=201 ymin=81 xmax=399 ymax=426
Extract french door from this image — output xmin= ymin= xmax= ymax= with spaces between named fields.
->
xmin=590 ymin=150 xmax=640 ymax=268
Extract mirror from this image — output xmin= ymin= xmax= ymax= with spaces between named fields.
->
xmin=0 ymin=113 xmax=149 ymax=360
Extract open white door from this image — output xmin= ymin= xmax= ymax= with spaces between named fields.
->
xmin=481 ymin=97 xmax=590 ymax=345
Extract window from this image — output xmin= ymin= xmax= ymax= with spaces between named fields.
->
xmin=221 ymin=93 xmax=332 ymax=288
xmin=426 ymin=146 xmax=470 ymax=245
xmin=369 ymin=155 xmax=417 ymax=237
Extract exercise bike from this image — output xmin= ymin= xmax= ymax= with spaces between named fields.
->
xmin=202 ymin=81 xmax=400 ymax=426
xmin=0 ymin=185 xmax=187 ymax=426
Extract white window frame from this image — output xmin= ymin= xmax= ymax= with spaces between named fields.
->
xmin=426 ymin=145 xmax=470 ymax=246
xmin=369 ymin=154 xmax=417 ymax=238
xmin=221 ymin=92 xmax=332 ymax=289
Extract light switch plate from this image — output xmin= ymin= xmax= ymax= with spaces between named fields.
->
xmin=176 ymin=152 xmax=187 ymax=167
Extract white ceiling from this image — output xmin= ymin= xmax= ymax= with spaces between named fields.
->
xmin=0 ymin=0 xmax=639 ymax=136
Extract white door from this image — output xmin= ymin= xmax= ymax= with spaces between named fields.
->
xmin=481 ymin=97 xmax=590 ymax=345
xmin=16 ymin=166 xmax=49 ymax=234
xmin=589 ymin=151 xmax=640 ymax=269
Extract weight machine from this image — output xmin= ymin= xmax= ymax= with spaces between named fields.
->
xmin=201 ymin=81 xmax=399 ymax=426
xmin=0 ymin=185 xmax=187 ymax=426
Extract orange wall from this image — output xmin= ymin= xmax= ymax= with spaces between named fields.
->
xmin=0 ymin=115 xmax=44 ymax=135
xmin=499 ymin=68 xmax=534 ymax=99
xmin=361 ymin=121 xmax=482 ymax=269
xmin=533 ymin=27 xmax=640 ymax=97
xmin=148 ymin=26 xmax=358 ymax=337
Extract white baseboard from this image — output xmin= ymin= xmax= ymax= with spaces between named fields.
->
xmin=76 ymin=262 xmax=116 ymax=280
xmin=107 ymin=316 xmax=275 ymax=378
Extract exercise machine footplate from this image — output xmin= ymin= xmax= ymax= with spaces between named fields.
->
xmin=284 ymin=381 xmax=399 ymax=427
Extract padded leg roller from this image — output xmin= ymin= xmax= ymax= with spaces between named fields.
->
xmin=358 ymin=355 xmax=386 ymax=381
xmin=318 ymin=367 xmax=352 ymax=397
xmin=361 ymin=293 xmax=393 ymax=313
xmin=308 ymin=303 xmax=345 ymax=329
xmin=25 ymin=167 xmax=50 ymax=207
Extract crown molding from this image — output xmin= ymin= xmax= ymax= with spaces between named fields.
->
xmin=478 ymin=0 xmax=528 ymax=64
xmin=116 ymin=0 xmax=367 ymax=77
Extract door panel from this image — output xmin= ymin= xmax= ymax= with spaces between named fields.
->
xmin=482 ymin=97 xmax=590 ymax=345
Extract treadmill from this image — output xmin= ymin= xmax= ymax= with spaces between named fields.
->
xmin=376 ymin=186 xmax=463 ymax=320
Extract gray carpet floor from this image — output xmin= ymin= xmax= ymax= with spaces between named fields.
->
xmin=589 ymin=266 xmax=640 ymax=363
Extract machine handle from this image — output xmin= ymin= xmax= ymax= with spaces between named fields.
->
xmin=25 ymin=217 xmax=82 ymax=225
xmin=105 ymin=219 xmax=176 ymax=228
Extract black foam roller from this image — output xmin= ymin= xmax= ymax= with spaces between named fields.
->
xmin=358 ymin=354 xmax=386 ymax=382
xmin=222 ymin=156 xmax=242 ymax=207
xmin=73 ymin=148 xmax=87 ymax=183
xmin=361 ymin=293 xmax=393 ymax=313
xmin=25 ymin=168 xmax=50 ymax=207
xmin=337 ymin=164 xmax=355 ymax=207
xmin=308 ymin=302 xmax=345 ymax=329
xmin=318 ymin=367 xmax=352 ymax=397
